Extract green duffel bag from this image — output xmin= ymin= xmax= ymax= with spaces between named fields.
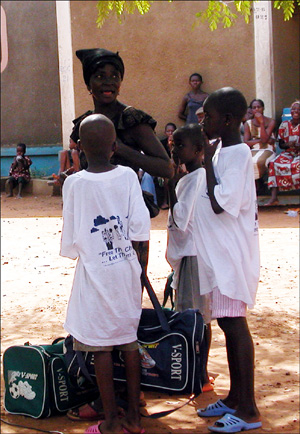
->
xmin=3 ymin=339 xmax=98 ymax=418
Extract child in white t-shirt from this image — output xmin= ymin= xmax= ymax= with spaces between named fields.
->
xmin=60 ymin=114 xmax=150 ymax=434
xmin=166 ymin=123 xmax=214 ymax=393
xmin=195 ymin=88 xmax=261 ymax=433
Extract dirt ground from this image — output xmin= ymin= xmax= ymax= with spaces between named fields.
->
xmin=1 ymin=194 xmax=299 ymax=434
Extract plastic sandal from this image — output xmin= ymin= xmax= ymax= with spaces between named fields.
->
xmin=197 ymin=399 xmax=236 ymax=417
xmin=208 ymin=413 xmax=262 ymax=433
xmin=85 ymin=422 xmax=102 ymax=434
xmin=67 ymin=402 xmax=104 ymax=421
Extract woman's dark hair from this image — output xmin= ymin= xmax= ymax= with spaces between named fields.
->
xmin=249 ymin=99 xmax=264 ymax=109
xmin=17 ymin=143 xmax=26 ymax=153
xmin=165 ymin=122 xmax=177 ymax=131
xmin=76 ymin=48 xmax=125 ymax=86
xmin=189 ymin=73 xmax=202 ymax=82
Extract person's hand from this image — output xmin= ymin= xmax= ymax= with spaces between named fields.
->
xmin=167 ymin=157 xmax=186 ymax=185
xmin=287 ymin=136 xmax=299 ymax=151
xmin=203 ymin=131 xmax=220 ymax=161
xmin=254 ymin=112 xmax=264 ymax=125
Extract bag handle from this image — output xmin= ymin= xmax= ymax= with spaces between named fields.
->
xmin=141 ymin=268 xmax=170 ymax=333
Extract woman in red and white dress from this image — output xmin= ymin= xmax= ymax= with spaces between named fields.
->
xmin=265 ymin=100 xmax=300 ymax=206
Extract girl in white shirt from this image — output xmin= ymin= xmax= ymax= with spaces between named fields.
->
xmin=166 ymin=124 xmax=214 ymax=393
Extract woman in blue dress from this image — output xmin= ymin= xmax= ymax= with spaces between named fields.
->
xmin=178 ymin=73 xmax=209 ymax=125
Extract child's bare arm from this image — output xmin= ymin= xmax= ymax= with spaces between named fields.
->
xmin=132 ymin=241 xmax=146 ymax=263
xmin=10 ymin=158 xmax=18 ymax=171
xmin=203 ymin=136 xmax=223 ymax=214
xmin=167 ymin=156 xmax=186 ymax=216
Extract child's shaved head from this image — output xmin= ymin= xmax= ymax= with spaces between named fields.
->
xmin=79 ymin=114 xmax=116 ymax=156
xmin=173 ymin=124 xmax=204 ymax=151
xmin=205 ymin=87 xmax=247 ymax=124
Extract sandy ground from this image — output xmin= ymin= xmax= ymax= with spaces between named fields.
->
xmin=0 ymin=194 xmax=299 ymax=434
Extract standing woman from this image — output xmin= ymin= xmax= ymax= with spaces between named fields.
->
xmin=264 ymin=100 xmax=300 ymax=206
xmin=244 ymin=99 xmax=276 ymax=185
xmin=178 ymin=73 xmax=209 ymax=125
xmin=70 ymin=48 xmax=174 ymax=268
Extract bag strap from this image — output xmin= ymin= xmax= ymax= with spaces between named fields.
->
xmin=75 ymin=349 xmax=95 ymax=385
xmin=142 ymin=393 xmax=199 ymax=419
xmin=141 ymin=268 xmax=170 ymax=332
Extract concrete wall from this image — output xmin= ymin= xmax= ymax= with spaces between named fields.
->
xmin=272 ymin=6 xmax=300 ymax=125
xmin=1 ymin=1 xmax=62 ymax=147
xmin=70 ymin=1 xmax=256 ymax=137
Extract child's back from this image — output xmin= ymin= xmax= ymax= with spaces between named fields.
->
xmin=61 ymin=165 xmax=150 ymax=346
xmin=61 ymin=112 xmax=149 ymax=434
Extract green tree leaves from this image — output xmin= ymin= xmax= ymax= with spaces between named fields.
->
xmin=96 ymin=1 xmax=300 ymax=30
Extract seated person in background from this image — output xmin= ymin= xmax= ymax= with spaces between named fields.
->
xmin=159 ymin=123 xmax=177 ymax=209
xmin=264 ymin=100 xmax=300 ymax=206
xmin=243 ymin=99 xmax=276 ymax=189
xmin=51 ymin=138 xmax=80 ymax=187
xmin=6 ymin=143 xmax=32 ymax=199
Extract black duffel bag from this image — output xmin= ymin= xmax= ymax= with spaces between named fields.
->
xmin=64 ymin=271 xmax=207 ymax=395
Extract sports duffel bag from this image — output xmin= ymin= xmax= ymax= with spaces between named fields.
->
xmin=64 ymin=270 xmax=207 ymax=395
xmin=3 ymin=339 xmax=98 ymax=418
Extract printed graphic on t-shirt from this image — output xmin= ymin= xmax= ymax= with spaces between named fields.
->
xmin=90 ymin=214 xmax=136 ymax=266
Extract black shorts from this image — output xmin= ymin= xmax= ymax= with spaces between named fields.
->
xmin=9 ymin=176 xmax=29 ymax=187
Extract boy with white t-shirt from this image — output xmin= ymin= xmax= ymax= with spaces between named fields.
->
xmin=60 ymin=114 xmax=150 ymax=434
xmin=196 ymin=88 xmax=261 ymax=433
xmin=166 ymin=124 xmax=213 ymax=392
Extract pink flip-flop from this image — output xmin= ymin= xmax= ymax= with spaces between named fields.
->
xmin=85 ymin=422 xmax=145 ymax=434
xmin=84 ymin=422 xmax=102 ymax=434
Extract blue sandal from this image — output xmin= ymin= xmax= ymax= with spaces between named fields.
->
xmin=208 ymin=413 xmax=262 ymax=433
xmin=197 ymin=400 xmax=236 ymax=417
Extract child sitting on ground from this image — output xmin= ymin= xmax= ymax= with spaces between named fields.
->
xmin=60 ymin=114 xmax=150 ymax=434
xmin=195 ymin=87 xmax=261 ymax=433
xmin=166 ymin=123 xmax=214 ymax=393
xmin=6 ymin=143 xmax=32 ymax=199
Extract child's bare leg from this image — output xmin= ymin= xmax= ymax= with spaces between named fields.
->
xmin=217 ymin=317 xmax=260 ymax=422
xmin=122 ymin=349 xmax=143 ymax=434
xmin=93 ymin=351 xmax=124 ymax=434
xmin=16 ymin=181 xmax=24 ymax=199
xmin=5 ymin=179 xmax=13 ymax=197
xmin=59 ymin=150 xmax=70 ymax=174
xmin=202 ymin=323 xmax=212 ymax=386
xmin=71 ymin=149 xmax=80 ymax=172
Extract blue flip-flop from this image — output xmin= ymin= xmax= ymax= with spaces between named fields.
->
xmin=208 ymin=413 xmax=262 ymax=433
xmin=197 ymin=400 xmax=236 ymax=417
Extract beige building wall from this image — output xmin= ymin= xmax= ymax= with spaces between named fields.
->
xmin=70 ymin=1 xmax=256 ymax=137
xmin=1 ymin=1 xmax=62 ymax=146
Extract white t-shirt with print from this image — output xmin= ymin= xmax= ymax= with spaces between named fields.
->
xmin=194 ymin=143 xmax=259 ymax=308
xmin=166 ymin=168 xmax=206 ymax=289
xmin=60 ymin=166 xmax=150 ymax=346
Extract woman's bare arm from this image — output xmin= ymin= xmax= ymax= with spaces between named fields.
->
xmin=114 ymin=124 xmax=174 ymax=178
xmin=178 ymin=95 xmax=188 ymax=121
